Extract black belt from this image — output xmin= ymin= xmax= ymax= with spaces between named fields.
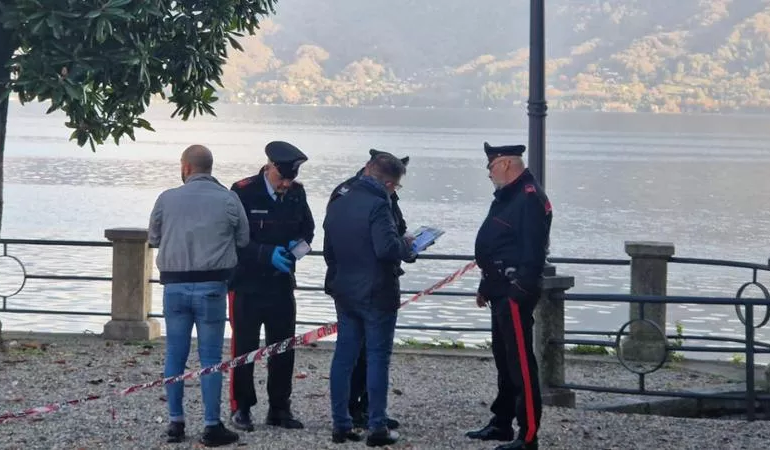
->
xmin=482 ymin=266 xmax=517 ymax=282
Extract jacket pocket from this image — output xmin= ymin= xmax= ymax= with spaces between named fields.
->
xmin=373 ymin=266 xmax=400 ymax=311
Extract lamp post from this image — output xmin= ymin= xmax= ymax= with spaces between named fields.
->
xmin=528 ymin=0 xmax=555 ymax=275
xmin=527 ymin=0 xmax=546 ymax=187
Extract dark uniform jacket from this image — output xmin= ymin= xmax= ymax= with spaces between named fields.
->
xmin=474 ymin=169 xmax=552 ymax=302
xmin=323 ymin=168 xmax=407 ymax=295
xmin=323 ymin=176 xmax=415 ymax=312
xmin=229 ymin=167 xmax=315 ymax=292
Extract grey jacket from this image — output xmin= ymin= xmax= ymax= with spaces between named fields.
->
xmin=148 ymin=173 xmax=250 ymax=284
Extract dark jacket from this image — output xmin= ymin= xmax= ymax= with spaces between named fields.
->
xmin=323 ymin=168 xmax=408 ymax=295
xmin=474 ymin=169 xmax=552 ymax=302
xmin=323 ymin=176 xmax=416 ymax=312
xmin=229 ymin=167 xmax=315 ymax=292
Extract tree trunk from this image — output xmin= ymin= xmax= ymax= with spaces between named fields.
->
xmin=0 ymin=24 xmax=13 ymax=238
xmin=0 ymin=20 xmax=14 ymax=346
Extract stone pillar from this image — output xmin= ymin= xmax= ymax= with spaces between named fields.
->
xmin=535 ymin=273 xmax=576 ymax=407
xmin=620 ymin=241 xmax=675 ymax=362
xmin=102 ymin=228 xmax=160 ymax=341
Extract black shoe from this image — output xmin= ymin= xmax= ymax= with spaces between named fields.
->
xmin=465 ymin=418 xmax=514 ymax=441
xmin=332 ymin=428 xmax=364 ymax=444
xmin=199 ymin=422 xmax=239 ymax=447
xmin=266 ymin=409 xmax=304 ymax=429
xmin=366 ymin=428 xmax=399 ymax=447
xmin=166 ymin=421 xmax=185 ymax=443
xmin=495 ymin=438 xmax=538 ymax=450
xmin=352 ymin=412 xmax=399 ymax=430
xmin=229 ymin=409 xmax=255 ymax=432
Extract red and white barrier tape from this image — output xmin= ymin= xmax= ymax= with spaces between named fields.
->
xmin=0 ymin=261 xmax=477 ymax=424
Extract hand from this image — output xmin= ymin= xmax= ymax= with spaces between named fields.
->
xmin=271 ymin=246 xmax=292 ymax=273
xmin=404 ymin=235 xmax=415 ymax=248
xmin=288 ymin=239 xmax=299 ymax=250
xmin=475 ymin=292 xmax=488 ymax=308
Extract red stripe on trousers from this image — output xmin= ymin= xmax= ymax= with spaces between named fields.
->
xmin=228 ymin=290 xmax=238 ymax=413
xmin=508 ymin=298 xmax=537 ymax=444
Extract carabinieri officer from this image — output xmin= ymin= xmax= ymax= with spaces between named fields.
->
xmin=228 ymin=141 xmax=315 ymax=432
xmin=466 ymin=142 xmax=552 ymax=450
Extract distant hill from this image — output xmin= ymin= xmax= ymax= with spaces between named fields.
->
xmin=217 ymin=0 xmax=770 ymax=113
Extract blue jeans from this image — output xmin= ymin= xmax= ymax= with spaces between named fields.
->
xmin=329 ymin=304 xmax=397 ymax=431
xmin=163 ymin=281 xmax=227 ymax=427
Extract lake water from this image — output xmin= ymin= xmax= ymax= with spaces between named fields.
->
xmin=2 ymin=101 xmax=770 ymax=357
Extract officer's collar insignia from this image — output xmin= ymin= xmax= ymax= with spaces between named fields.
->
xmin=524 ymin=184 xmax=536 ymax=194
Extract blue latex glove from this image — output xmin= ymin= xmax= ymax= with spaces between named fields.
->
xmin=288 ymin=240 xmax=299 ymax=250
xmin=271 ymin=246 xmax=292 ymax=273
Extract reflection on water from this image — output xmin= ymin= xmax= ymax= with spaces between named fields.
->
xmin=3 ymin=104 xmax=770 ymax=361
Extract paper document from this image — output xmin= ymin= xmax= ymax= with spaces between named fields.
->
xmin=410 ymin=226 xmax=445 ymax=253
xmin=289 ymin=239 xmax=312 ymax=260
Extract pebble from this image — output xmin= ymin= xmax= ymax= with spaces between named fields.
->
xmin=0 ymin=335 xmax=767 ymax=449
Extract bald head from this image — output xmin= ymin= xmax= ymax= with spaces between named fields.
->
xmin=181 ymin=145 xmax=213 ymax=174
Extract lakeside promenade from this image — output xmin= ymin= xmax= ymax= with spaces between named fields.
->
xmin=0 ymin=332 xmax=767 ymax=449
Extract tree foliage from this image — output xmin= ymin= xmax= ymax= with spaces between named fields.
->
xmin=0 ymin=0 xmax=277 ymax=150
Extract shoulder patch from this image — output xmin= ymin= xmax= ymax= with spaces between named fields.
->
xmin=544 ymin=199 xmax=553 ymax=214
xmin=235 ymin=177 xmax=253 ymax=188
xmin=524 ymin=184 xmax=536 ymax=194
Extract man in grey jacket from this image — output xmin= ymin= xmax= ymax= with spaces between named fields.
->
xmin=148 ymin=145 xmax=250 ymax=447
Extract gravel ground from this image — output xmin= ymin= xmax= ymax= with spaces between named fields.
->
xmin=0 ymin=334 xmax=768 ymax=450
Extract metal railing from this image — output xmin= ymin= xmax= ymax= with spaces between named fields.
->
xmin=550 ymin=256 xmax=770 ymax=420
xmin=0 ymin=239 xmax=482 ymax=330
xmin=0 ymin=239 xmax=112 ymax=316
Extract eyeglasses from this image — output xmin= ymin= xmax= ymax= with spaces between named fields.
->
xmin=384 ymin=180 xmax=402 ymax=191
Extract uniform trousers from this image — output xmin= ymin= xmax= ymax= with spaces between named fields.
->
xmin=228 ymin=282 xmax=296 ymax=414
xmin=489 ymin=294 xmax=542 ymax=444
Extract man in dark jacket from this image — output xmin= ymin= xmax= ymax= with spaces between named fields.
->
xmin=227 ymin=141 xmax=315 ymax=432
xmin=323 ymin=153 xmax=416 ymax=447
xmin=325 ymin=148 xmax=409 ymax=430
xmin=465 ymin=142 xmax=552 ymax=450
